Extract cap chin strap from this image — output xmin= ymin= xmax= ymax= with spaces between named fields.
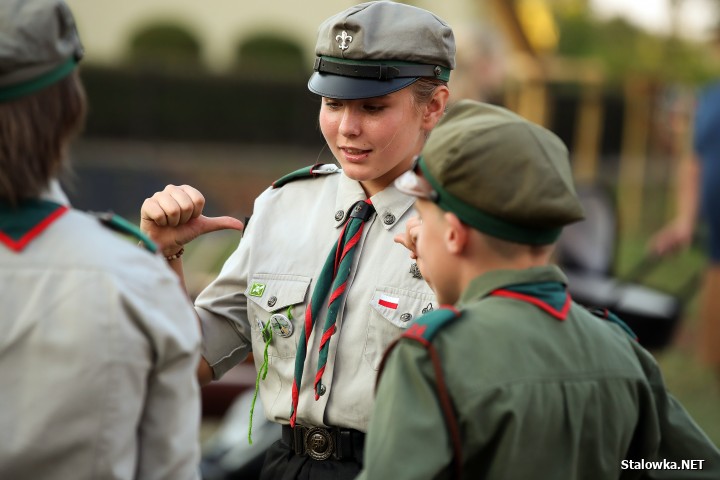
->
xmin=314 ymin=56 xmax=451 ymax=82
xmin=0 ymin=57 xmax=78 ymax=103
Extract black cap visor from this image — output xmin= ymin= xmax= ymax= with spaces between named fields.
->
xmin=308 ymin=72 xmax=418 ymax=100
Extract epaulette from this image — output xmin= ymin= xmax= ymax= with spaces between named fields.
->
xmin=91 ymin=211 xmax=157 ymax=253
xmin=401 ymin=306 xmax=463 ymax=344
xmin=587 ymin=307 xmax=638 ymax=342
xmin=377 ymin=306 xmax=462 ymax=381
xmin=272 ymin=163 xmax=340 ymax=188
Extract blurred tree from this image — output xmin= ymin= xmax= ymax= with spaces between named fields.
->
xmin=553 ymin=3 xmax=720 ymax=85
xmin=235 ymin=34 xmax=306 ymax=81
xmin=128 ymin=23 xmax=202 ymax=71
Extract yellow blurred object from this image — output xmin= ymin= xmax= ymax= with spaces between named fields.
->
xmin=516 ymin=0 xmax=559 ymax=53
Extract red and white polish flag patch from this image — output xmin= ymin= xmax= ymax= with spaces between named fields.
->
xmin=378 ymin=294 xmax=400 ymax=310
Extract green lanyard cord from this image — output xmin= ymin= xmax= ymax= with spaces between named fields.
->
xmin=248 ymin=306 xmax=293 ymax=444
xmin=248 ymin=321 xmax=272 ymax=444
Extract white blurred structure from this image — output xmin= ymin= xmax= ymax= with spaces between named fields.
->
xmin=66 ymin=0 xmax=491 ymax=73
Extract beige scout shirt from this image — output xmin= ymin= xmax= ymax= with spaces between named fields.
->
xmin=0 ymin=183 xmax=202 ymax=480
xmin=195 ymin=169 xmax=437 ymax=431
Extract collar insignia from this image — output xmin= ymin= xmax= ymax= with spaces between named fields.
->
xmin=410 ymin=262 xmax=423 ymax=279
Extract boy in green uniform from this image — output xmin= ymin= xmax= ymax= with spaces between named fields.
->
xmin=357 ymin=100 xmax=720 ymax=479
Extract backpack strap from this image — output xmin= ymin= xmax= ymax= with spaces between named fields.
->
xmin=271 ymin=163 xmax=340 ymax=188
xmin=377 ymin=306 xmax=463 ymax=479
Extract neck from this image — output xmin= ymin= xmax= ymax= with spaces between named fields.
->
xmin=455 ymin=241 xmax=555 ymax=297
xmin=359 ymin=179 xmax=386 ymax=198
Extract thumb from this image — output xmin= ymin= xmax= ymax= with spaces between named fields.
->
xmin=197 ymin=215 xmax=244 ymax=234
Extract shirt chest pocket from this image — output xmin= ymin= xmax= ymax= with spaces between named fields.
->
xmin=245 ymin=273 xmax=311 ymax=359
xmin=364 ymin=286 xmax=437 ymax=370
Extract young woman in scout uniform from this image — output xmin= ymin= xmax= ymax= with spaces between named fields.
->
xmin=359 ymin=100 xmax=720 ymax=479
xmin=0 ymin=1 xmax=202 ymax=479
xmin=139 ymin=2 xmax=454 ymax=478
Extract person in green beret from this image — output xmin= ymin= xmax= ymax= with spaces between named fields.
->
xmin=358 ymin=99 xmax=720 ymax=480
xmin=0 ymin=1 xmax=202 ymax=479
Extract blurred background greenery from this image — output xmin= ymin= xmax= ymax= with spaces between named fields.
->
xmin=63 ymin=0 xmax=720 ymax=444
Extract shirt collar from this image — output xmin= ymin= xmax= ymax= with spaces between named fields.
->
xmin=458 ymin=265 xmax=569 ymax=307
xmin=334 ymin=171 xmax=416 ymax=230
xmin=39 ymin=179 xmax=71 ymax=207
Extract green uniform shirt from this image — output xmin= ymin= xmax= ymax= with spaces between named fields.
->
xmin=359 ymin=265 xmax=720 ymax=479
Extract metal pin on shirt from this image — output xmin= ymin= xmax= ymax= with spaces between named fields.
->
xmin=270 ymin=313 xmax=294 ymax=338
xmin=410 ymin=262 xmax=423 ymax=279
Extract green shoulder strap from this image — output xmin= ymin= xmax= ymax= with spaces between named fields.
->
xmin=377 ymin=307 xmax=461 ymax=377
xmin=401 ymin=307 xmax=462 ymax=343
xmin=92 ymin=211 xmax=157 ymax=253
xmin=272 ymin=163 xmax=340 ymax=188
xmin=587 ymin=307 xmax=638 ymax=341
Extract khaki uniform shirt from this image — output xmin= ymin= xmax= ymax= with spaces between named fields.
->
xmin=360 ymin=266 xmax=720 ymax=480
xmin=0 ymin=183 xmax=202 ymax=480
xmin=195 ymin=169 xmax=436 ymax=431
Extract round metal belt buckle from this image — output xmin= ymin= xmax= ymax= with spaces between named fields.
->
xmin=304 ymin=427 xmax=334 ymax=461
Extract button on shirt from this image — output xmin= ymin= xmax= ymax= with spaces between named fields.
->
xmin=195 ymin=171 xmax=436 ymax=431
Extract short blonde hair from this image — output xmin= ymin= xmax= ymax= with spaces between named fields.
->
xmin=410 ymin=77 xmax=448 ymax=110
xmin=0 ymin=71 xmax=86 ymax=206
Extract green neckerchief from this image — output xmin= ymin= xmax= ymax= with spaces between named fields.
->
xmin=0 ymin=199 xmax=68 ymax=252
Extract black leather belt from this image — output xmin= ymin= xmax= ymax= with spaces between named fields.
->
xmin=281 ymin=425 xmax=365 ymax=462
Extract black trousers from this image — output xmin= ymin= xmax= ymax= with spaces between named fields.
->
xmin=259 ymin=437 xmax=363 ymax=480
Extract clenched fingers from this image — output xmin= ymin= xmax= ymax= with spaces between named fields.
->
xmin=144 ymin=185 xmax=205 ymax=227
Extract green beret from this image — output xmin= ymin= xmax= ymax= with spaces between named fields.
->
xmin=419 ymin=100 xmax=585 ymax=245
xmin=0 ymin=0 xmax=83 ymax=102
xmin=308 ymin=1 xmax=455 ymax=100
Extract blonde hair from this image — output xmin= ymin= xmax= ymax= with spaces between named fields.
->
xmin=0 ymin=71 xmax=86 ymax=206
xmin=410 ymin=77 xmax=448 ymax=110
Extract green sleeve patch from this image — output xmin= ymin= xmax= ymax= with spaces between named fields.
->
xmin=272 ymin=163 xmax=340 ymax=188
xmin=93 ymin=212 xmax=157 ymax=253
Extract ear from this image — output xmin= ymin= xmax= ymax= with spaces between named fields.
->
xmin=421 ymin=85 xmax=450 ymax=131
xmin=443 ymin=211 xmax=469 ymax=255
